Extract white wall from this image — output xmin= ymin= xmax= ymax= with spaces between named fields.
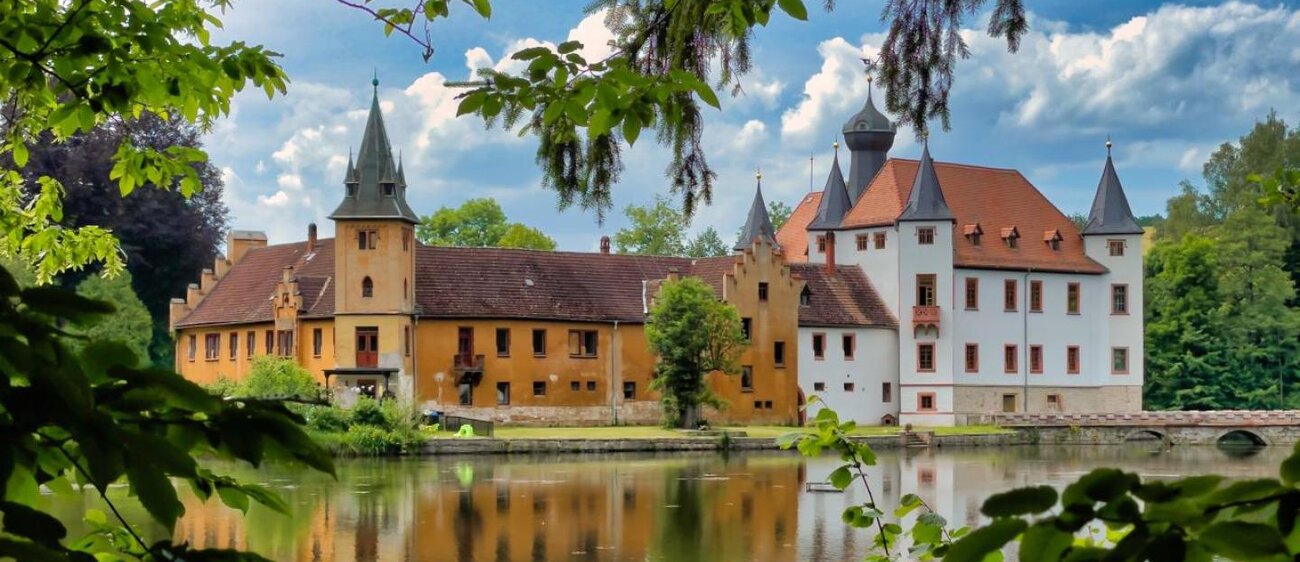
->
xmin=833 ymin=227 xmax=901 ymax=316
xmin=1084 ymin=234 xmax=1145 ymax=396
xmin=799 ymin=326 xmax=899 ymax=425
xmin=897 ymin=222 xmax=956 ymax=426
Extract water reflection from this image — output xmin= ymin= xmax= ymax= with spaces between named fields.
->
xmin=41 ymin=444 xmax=1289 ymax=562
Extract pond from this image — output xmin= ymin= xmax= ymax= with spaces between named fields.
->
xmin=42 ymin=443 xmax=1288 ymax=562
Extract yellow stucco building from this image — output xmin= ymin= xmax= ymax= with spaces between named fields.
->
xmin=170 ymin=84 xmax=888 ymax=426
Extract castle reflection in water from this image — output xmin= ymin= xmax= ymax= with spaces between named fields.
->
xmin=47 ymin=445 xmax=1287 ymax=562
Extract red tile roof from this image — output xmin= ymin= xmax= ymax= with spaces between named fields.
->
xmin=775 ymin=192 xmax=820 ymax=263
xmin=414 ymin=247 xmax=692 ymax=322
xmin=176 ymin=241 xmax=895 ymax=329
xmin=176 ymin=240 xmax=335 ymax=327
xmin=791 ymin=264 xmax=896 ymax=328
xmin=808 ymin=159 xmax=1107 ymax=274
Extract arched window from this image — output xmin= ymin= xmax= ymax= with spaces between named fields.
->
xmin=362 ymin=276 xmax=374 ymax=298
xmin=800 ymin=287 xmax=812 ymax=306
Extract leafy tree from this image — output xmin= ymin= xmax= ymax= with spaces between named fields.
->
xmin=768 ymin=200 xmax=793 ymax=232
xmin=240 ymin=356 xmax=321 ymax=400
xmin=73 ymin=271 xmax=152 ymax=363
xmin=0 ymin=0 xmax=286 ymax=282
xmin=615 ymin=195 xmax=690 ymax=255
xmin=343 ymin=0 xmax=1028 ymax=218
xmin=497 ymin=222 xmax=557 ymax=250
xmin=1067 ymin=212 xmax=1087 ymax=232
xmin=1143 ymin=235 xmax=1228 ymax=409
xmin=0 ymin=269 xmax=332 ymax=561
xmin=416 ymin=197 xmax=554 ymax=249
xmin=645 ymin=277 xmax=745 ymax=428
xmin=21 ymin=112 xmax=229 ymax=367
xmin=685 ymin=226 xmax=729 ymax=257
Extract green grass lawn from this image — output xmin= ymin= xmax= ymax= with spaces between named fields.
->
xmin=466 ymin=424 xmax=1011 ymax=440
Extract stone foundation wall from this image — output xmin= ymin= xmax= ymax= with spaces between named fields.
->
xmin=953 ymin=385 xmax=1142 ymax=424
xmin=436 ymin=401 xmax=663 ymax=426
xmin=420 ymin=432 xmax=1024 ymax=455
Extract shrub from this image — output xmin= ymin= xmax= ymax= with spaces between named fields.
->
xmin=380 ymin=398 xmax=420 ymax=430
xmin=342 ymin=425 xmax=395 ymax=456
xmin=305 ymin=405 xmax=349 ymax=433
xmin=349 ymin=396 xmax=387 ymax=426
xmin=206 ymin=377 xmax=241 ymax=397
xmin=242 ymin=356 xmax=320 ymax=399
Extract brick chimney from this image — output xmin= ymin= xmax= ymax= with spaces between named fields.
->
xmin=825 ymin=232 xmax=836 ymax=275
xmin=227 ymin=230 xmax=268 ymax=265
xmin=599 ymin=235 xmax=611 ymax=254
xmin=307 ymin=223 xmax=318 ymax=254
xmin=666 ymin=267 xmax=680 ymax=282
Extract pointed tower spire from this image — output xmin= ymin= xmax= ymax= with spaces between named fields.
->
xmin=344 ymin=148 xmax=358 ymax=185
xmin=897 ymin=140 xmax=954 ymax=222
xmin=329 ymin=77 xmax=418 ymax=223
xmin=396 ymin=151 xmax=407 ymax=188
xmin=1082 ymin=139 xmax=1143 ymax=235
xmin=734 ymin=170 xmax=779 ymax=251
xmin=808 ymin=144 xmax=851 ymax=230
xmin=842 ymin=60 xmax=897 ymax=202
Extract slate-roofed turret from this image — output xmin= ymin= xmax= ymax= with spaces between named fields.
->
xmin=807 ymin=148 xmax=851 ymax=230
xmin=842 ymin=81 xmax=897 ymax=201
xmin=1082 ymin=141 xmax=1143 ymax=235
xmin=896 ymin=140 xmax=954 ymax=222
xmin=329 ymin=78 xmax=419 ymax=224
xmin=734 ymin=172 xmax=779 ymax=251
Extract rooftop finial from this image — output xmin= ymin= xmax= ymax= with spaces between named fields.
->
xmin=1106 ymin=135 xmax=1113 ymax=156
xmin=755 ymin=168 xmax=762 ymax=183
xmin=372 ymin=68 xmax=379 ymax=89
xmin=833 ymin=137 xmax=840 ymax=155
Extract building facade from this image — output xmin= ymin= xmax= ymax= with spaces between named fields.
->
xmin=171 ymin=81 xmax=865 ymax=426
xmin=777 ymin=76 xmax=1145 ymax=426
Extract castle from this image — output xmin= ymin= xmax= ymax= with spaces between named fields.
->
xmin=170 ymin=75 xmax=1143 ymax=426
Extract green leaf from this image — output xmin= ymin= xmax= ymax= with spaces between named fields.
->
xmin=828 ymin=465 xmax=852 ymax=490
xmin=0 ymin=502 xmax=68 ymax=547
xmin=216 ymin=486 xmax=251 ymax=513
xmin=1019 ymin=522 xmax=1071 ymax=561
xmin=11 ymin=140 xmax=28 ymax=168
xmin=1199 ymin=521 xmax=1286 ymax=560
xmin=981 ymin=486 xmax=1058 ymax=518
xmin=1281 ymin=452 xmax=1300 ymax=484
xmin=622 ymin=112 xmax=641 ymax=146
xmin=470 ymin=0 xmax=491 ymax=18
xmin=943 ymin=518 xmax=1026 ymax=562
xmin=776 ymin=0 xmax=808 ymax=20
xmin=126 ymin=461 xmax=183 ymax=531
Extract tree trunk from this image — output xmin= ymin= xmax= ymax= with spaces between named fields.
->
xmin=681 ymin=403 xmax=699 ymax=430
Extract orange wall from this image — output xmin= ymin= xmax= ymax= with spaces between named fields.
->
xmin=175 ymin=323 xmax=275 ymax=385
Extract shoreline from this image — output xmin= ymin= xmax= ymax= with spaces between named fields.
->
xmin=418 ymin=431 xmax=1026 ymax=455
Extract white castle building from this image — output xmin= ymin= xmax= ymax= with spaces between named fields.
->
xmin=775 ymin=83 xmax=1145 ymax=426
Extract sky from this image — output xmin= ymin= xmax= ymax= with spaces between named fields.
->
xmin=206 ymin=0 xmax=1300 ymax=250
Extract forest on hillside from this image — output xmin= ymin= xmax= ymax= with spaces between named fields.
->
xmin=1143 ymin=113 xmax=1300 ymax=410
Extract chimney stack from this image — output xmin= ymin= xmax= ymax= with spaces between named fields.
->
xmin=666 ymin=267 xmax=680 ymax=282
xmin=599 ymin=235 xmax=611 ymax=254
xmin=825 ymin=232 xmax=836 ymax=275
xmin=307 ymin=223 xmax=318 ymax=254
xmin=200 ymin=268 xmax=216 ymax=293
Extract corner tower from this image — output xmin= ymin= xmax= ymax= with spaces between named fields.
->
xmin=328 ymin=77 xmax=419 ymax=398
xmin=1081 ymin=140 xmax=1144 ymax=411
xmin=842 ymin=73 xmax=897 ymax=201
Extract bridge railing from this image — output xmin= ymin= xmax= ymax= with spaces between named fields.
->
xmin=993 ymin=410 xmax=1300 ymax=427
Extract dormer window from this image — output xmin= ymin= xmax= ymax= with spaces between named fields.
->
xmin=1043 ymin=229 xmax=1063 ymax=251
xmin=383 ymin=183 xmax=395 ymax=196
xmin=1001 ymin=226 xmax=1019 ymax=249
xmin=963 ymin=224 xmax=983 ymax=246
xmin=346 ymin=184 xmax=358 ymax=197
xmin=800 ymin=287 xmax=812 ymax=306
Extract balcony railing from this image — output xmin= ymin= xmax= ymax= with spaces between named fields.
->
xmin=912 ymin=305 xmax=941 ymax=331
xmin=453 ymin=353 xmax=485 ymax=373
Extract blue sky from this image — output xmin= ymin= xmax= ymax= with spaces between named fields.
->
xmin=206 ymin=1 xmax=1300 ymax=249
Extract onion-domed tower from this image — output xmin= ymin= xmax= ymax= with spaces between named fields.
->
xmin=841 ymin=72 xmax=897 ymax=202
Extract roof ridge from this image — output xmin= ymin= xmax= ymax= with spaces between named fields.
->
xmin=418 ymin=245 xmax=696 ymax=261
xmin=889 ymin=157 xmax=1020 ymax=174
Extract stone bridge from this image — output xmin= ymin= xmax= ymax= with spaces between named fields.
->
xmin=993 ymin=410 xmax=1300 ymax=446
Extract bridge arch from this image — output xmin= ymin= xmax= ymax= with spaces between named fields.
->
xmin=1122 ymin=428 xmax=1171 ymax=446
xmin=1215 ymin=429 xmax=1269 ymax=447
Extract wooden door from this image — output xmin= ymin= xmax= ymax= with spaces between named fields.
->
xmin=356 ymin=327 xmax=378 ymax=368
xmin=457 ymin=327 xmax=474 ymax=365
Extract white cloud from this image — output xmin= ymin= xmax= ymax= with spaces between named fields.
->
xmin=780 ymin=37 xmax=873 ymax=143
